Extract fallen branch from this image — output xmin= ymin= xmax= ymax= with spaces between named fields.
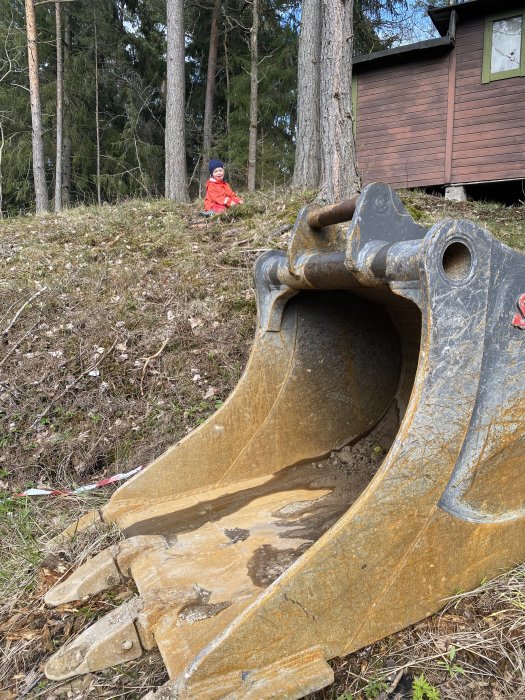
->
xmin=2 ymin=287 xmax=46 ymax=336
xmin=0 ymin=323 xmax=38 ymax=368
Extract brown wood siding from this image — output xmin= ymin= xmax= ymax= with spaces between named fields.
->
xmin=451 ymin=15 xmax=525 ymax=184
xmin=356 ymin=55 xmax=449 ymax=189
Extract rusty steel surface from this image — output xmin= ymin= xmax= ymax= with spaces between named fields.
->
xmin=44 ymin=184 xmax=525 ymax=699
xmin=306 ymin=197 xmax=357 ymax=229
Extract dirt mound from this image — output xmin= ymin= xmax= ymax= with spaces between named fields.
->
xmin=1 ymin=189 xmax=524 ymax=699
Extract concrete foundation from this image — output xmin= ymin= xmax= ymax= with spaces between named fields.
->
xmin=445 ymin=185 xmax=467 ymax=202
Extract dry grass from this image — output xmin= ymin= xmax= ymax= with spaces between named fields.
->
xmin=0 ymin=496 xmax=130 ymax=698
xmin=0 ymin=191 xmax=306 ymax=488
xmin=0 ymin=187 xmax=524 ymax=699
xmin=401 ymin=190 xmax=525 ymax=252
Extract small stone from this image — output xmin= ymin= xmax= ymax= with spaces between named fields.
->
xmin=122 ymin=640 xmax=133 ymax=650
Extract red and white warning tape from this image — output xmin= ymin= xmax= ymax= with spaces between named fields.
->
xmin=14 ymin=465 xmax=146 ymax=498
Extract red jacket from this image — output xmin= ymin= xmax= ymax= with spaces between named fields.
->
xmin=205 ymin=178 xmax=242 ymax=212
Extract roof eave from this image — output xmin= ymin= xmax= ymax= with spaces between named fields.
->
xmin=429 ymin=0 xmax=525 ymax=36
xmin=353 ymin=34 xmax=454 ymax=71
xmin=428 ymin=2 xmax=470 ymax=37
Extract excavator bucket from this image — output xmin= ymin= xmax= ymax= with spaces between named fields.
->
xmin=44 ymin=184 xmax=525 ymax=699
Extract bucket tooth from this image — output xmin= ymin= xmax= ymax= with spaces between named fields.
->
xmin=44 ymin=546 xmax=121 ymax=606
xmin=44 ymin=536 xmax=168 ymax=606
xmin=43 ymin=184 xmax=525 ymax=700
xmin=45 ymin=597 xmax=145 ymax=680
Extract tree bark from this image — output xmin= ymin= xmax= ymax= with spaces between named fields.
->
xmin=0 ymin=120 xmax=4 ymax=218
xmin=62 ymin=6 xmax=71 ymax=206
xmin=54 ymin=1 xmax=63 ymax=212
xmin=165 ymin=0 xmax=189 ymax=202
xmin=318 ymin=0 xmax=360 ymax=203
xmin=293 ymin=0 xmax=321 ymax=189
xmin=223 ymin=22 xmax=231 ymax=165
xmin=247 ymin=0 xmax=258 ymax=191
xmin=199 ymin=0 xmax=222 ymax=191
xmin=24 ymin=0 xmax=49 ymax=213
xmin=94 ymin=18 xmax=101 ymax=206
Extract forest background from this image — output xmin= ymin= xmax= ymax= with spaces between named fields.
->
xmin=0 ymin=0 xmax=458 ymax=216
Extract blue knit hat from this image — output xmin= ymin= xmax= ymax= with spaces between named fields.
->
xmin=209 ymin=158 xmax=224 ymax=175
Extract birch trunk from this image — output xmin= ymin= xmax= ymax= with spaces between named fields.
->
xmin=200 ymin=0 xmax=221 ymax=191
xmin=318 ymin=0 xmax=360 ymax=204
xmin=165 ymin=0 xmax=189 ymax=202
xmin=54 ymin=2 xmax=63 ymax=212
xmin=247 ymin=0 xmax=258 ymax=191
xmin=24 ymin=0 xmax=48 ymax=213
xmin=293 ymin=0 xmax=321 ymax=189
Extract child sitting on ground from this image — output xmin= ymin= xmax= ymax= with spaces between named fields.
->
xmin=204 ymin=159 xmax=243 ymax=214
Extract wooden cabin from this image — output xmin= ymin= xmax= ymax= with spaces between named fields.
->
xmin=353 ymin=0 xmax=525 ymax=197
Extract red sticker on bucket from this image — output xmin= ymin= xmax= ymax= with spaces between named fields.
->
xmin=512 ymin=293 xmax=525 ymax=330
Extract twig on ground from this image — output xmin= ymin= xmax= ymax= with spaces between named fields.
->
xmin=30 ymin=339 xmax=118 ymax=429
xmin=378 ymin=669 xmax=404 ymax=699
xmin=2 ymin=287 xmax=46 ymax=335
xmin=271 ymin=223 xmax=292 ymax=237
xmin=232 ymin=235 xmax=256 ymax=247
xmin=140 ymin=337 xmax=171 ymax=396
xmin=0 ymin=323 xmax=38 ymax=368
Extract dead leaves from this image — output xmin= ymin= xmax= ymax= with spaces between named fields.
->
xmin=0 ymin=692 xmax=17 ymax=700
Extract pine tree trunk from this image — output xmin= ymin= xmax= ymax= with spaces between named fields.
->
xmin=165 ymin=0 xmax=189 ymax=202
xmin=0 ymin=120 xmax=4 ymax=218
xmin=247 ymin=0 xmax=258 ymax=191
xmin=63 ymin=130 xmax=71 ymax=205
xmin=318 ymin=0 xmax=360 ymax=204
xmin=62 ymin=6 xmax=71 ymax=207
xmin=293 ymin=0 xmax=321 ymax=189
xmin=223 ymin=26 xmax=231 ymax=165
xmin=25 ymin=0 xmax=49 ymax=213
xmin=200 ymin=0 xmax=221 ymax=191
xmin=54 ymin=2 xmax=63 ymax=212
xmin=94 ymin=19 xmax=101 ymax=206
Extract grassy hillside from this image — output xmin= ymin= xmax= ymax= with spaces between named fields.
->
xmin=0 ymin=189 xmax=524 ymax=699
